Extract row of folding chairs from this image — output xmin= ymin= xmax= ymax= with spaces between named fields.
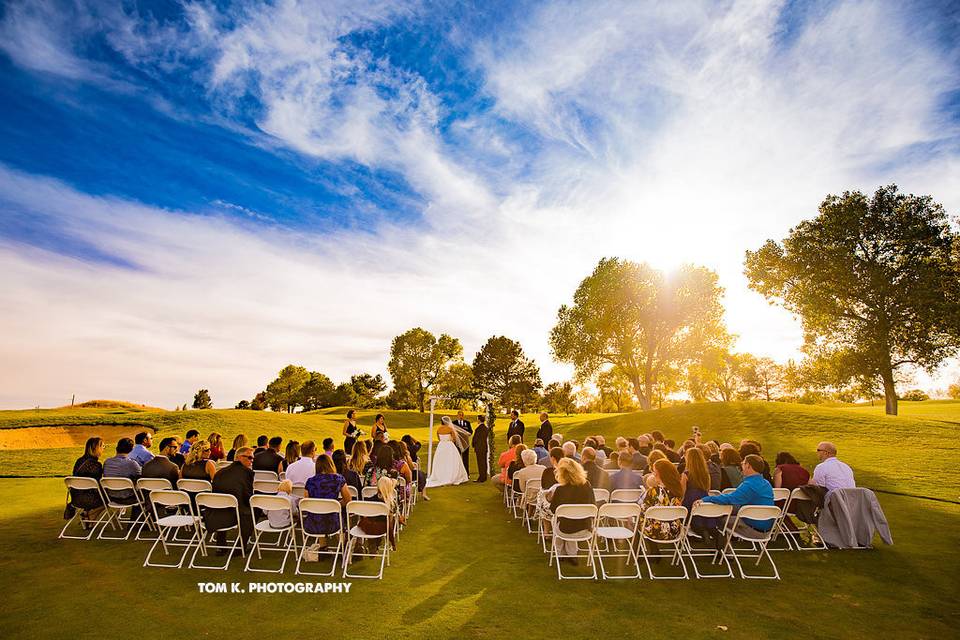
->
xmin=503 ymin=477 xmax=826 ymax=580
xmin=60 ymin=470 xmax=423 ymax=579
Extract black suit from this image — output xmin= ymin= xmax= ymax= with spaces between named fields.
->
xmin=506 ymin=419 xmax=525 ymax=443
xmin=536 ymin=419 xmax=553 ymax=445
xmin=453 ymin=419 xmax=472 ymax=474
xmin=472 ymin=424 xmax=489 ymax=482
xmin=207 ymin=462 xmax=254 ymax=544
xmin=584 ymin=460 xmax=610 ymax=491
xmin=141 ymin=455 xmax=180 ymax=488
xmin=253 ymin=449 xmax=283 ymax=473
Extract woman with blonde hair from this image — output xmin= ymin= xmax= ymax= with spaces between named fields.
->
xmin=352 ymin=475 xmax=404 ymax=552
xmin=548 ymin=458 xmax=594 ymax=563
xmin=207 ymin=432 xmax=224 ymax=461
xmin=639 ymin=458 xmax=684 ymax=541
xmin=643 ymin=449 xmax=667 ymax=488
xmin=349 ymin=439 xmax=369 ymax=476
xmin=226 ymin=433 xmax=247 ymax=462
xmin=182 ymin=439 xmax=216 ymax=481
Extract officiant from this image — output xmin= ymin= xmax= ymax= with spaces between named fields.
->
xmin=453 ymin=410 xmax=472 ymax=474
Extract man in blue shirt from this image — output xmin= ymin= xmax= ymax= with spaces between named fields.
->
xmin=532 ymin=439 xmax=548 ymax=463
xmin=702 ymin=454 xmax=775 ymax=531
xmin=129 ymin=431 xmax=154 ymax=466
xmin=103 ymin=437 xmax=142 ymax=508
xmin=179 ymin=429 xmax=200 ymax=456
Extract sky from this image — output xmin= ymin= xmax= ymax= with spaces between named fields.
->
xmin=0 ymin=0 xmax=958 ymax=409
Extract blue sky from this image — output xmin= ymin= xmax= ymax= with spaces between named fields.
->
xmin=0 ymin=0 xmax=958 ymax=407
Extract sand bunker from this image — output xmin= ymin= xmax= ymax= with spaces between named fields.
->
xmin=0 ymin=425 xmax=155 ymax=450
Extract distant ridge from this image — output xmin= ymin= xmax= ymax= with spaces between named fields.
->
xmin=60 ymin=399 xmax=166 ymax=411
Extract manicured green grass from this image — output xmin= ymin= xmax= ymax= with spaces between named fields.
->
xmin=0 ymin=475 xmax=956 ymax=639
xmin=838 ymin=399 xmax=960 ymax=423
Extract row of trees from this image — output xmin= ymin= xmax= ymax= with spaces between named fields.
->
xmin=235 ymin=368 xmax=387 ymax=413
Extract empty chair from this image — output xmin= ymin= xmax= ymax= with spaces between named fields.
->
xmin=135 ymin=478 xmax=173 ymax=540
xmin=723 ymin=505 xmax=783 ymax=579
xmin=780 ymin=488 xmax=828 ymax=551
xmin=297 ymin=498 xmax=344 ymax=577
xmin=683 ymin=502 xmax=734 ymax=579
xmin=595 ymin=502 xmax=642 ymax=579
xmin=639 ymin=505 xmax=689 ymax=580
xmin=549 ymin=504 xmax=598 ymax=580
xmin=245 ymin=494 xmax=298 ymax=573
xmin=343 ymin=501 xmax=391 ymax=579
xmin=610 ymin=488 xmax=644 ymax=503
xmin=60 ymin=477 xmax=108 ymax=540
xmin=254 ymin=470 xmax=279 ymax=482
xmin=143 ymin=490 xmax=200 ymax=569
xmin=190 ymin=493 xmax=245 ymax=570
xmin=347 ymin=486 xmax=359 ymax=500
xmin=98 ymin=477 xmax=147 ymax=541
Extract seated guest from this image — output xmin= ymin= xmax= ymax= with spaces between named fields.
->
xmin=178 ymin=429 xmax=200 ymax=456
xmin=605 ymin=451 xmax=620 ymax=470
xmin=614 ymin=436 xmax=627 ymax=453
xmin=304 ymin=454 xmax=352 ymax=539
xmin=253 ymin=436 xmax=284 ymax=474
xmin=640 ymin=459 xmax=685 ymax=541
xmin=129 ymin=431 xmax=154 ymax=466
xmin=774 ymin=452 xmax=810 ymax=490
xmin=609 ymin=451 xmax=644 ymax=490
xmin=581 ymin=447 xmax=610 ymax=490
xmin=169 ymin=440 xmax=186 ymax=468
xmin=507 ymin=444 xmax=528 ymax=492
xmin=643 ymin=450 xmax=668 ymax=488
xmin=207 ymin=447 xmax=255 ymax=551
xmin=226 ymin=434 xmax=247 ymax=462
xmin=333 ymin=448 xmax=363 ymax=497
xmin=739 ymin=442 xmax=771 ymax=481
xmin=549 ymin=458 xmax=595 ymax=562
xmin=705 ymin=441 xmax=722 ymax=465
xmin=702 ymin=454 xmax=775 ymax=531
xmin=253 ymin=435 xmax=269 ymax=455
xmin=283 ymin=440 xmax=301 ymax=471
xmin=627 ymin=438 xmax=648 ymax=472
xmin=386 ymin=440 xmax=414 ymax=498
xmin=697 ymin=444 xmax=722 ymax=490
xmin=540 ymin=447 xmax=564 ymax=490
xmin=399 ymin=439 xmax=428 ymax=500
xmin=285 ymin=440 xmax=317 ymax=486
xmin=207 ymin=432 xmax=225 ymax=461
xmin=812 ymin=442 xmax=855 ymax=492
xmin=142 ymin=437 xmax=181 ymax=488
xmin=682 ymin=447 xmax=721 ymax=546
xmin=103 ymin=437 xmax=142 ymax=504
xmin=532 ymin=439 xmax=548 ymax=463
xmin=651 ymin=430 xmax=665 ymax=444
xmin=540 ymin=438 xmax=561 ymax=466
xmin=596 ymin=435 xmax=613 ymax=457
xmin=266 ymin=479 xmax=301 ymax=529
xmin=322 ymin=437 xmax=335 ymax=458
xmin=562 ymin=441 xmax=578 ymax=461
xmin=352 ymin=476 xmax=402 ymax=551
xmin=181 ymin=440 xmax=216 ymax=482
xmin=637 ymin=435 xmax=653 ymax=456
xmin=584 ymin=437 xmax=606 ymax=466
xmin=400 ymin=434 xmax=422 ymax=460
xmin=70 ymin=437 xmax=105 ymax=519
xmin=493 ymin=435 xmax=522 ymax=490
xmin=364 ymin=444 xmax=400 ymax=486
xmin=514 ymin=449 xmax=545 ymax=494
xmin=719 ymin=448 xmax=743 ymax=489
xmin=349 ymin=440 xmax=370 ymax=483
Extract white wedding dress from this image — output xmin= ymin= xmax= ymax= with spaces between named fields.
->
xmin=425 ymin=434 xmax=469 ymax=487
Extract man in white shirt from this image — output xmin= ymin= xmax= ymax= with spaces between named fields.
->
xmin=284 ymin=440 xmax=317 ymax=486
xmin=812 ymin=441 xmax=855 ymax=492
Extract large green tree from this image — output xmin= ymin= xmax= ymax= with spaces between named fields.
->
xmin=542 ymin=381 xmax=577 ymax=415
xmin=350 ymin=373 xmax=387 ymax=408
xmin=192 ymin=389 xmax=212 ymax=410
xmin=293 ymin=372 xmax=335 ymax=411
xmin=387 ymin=328 xmax=463 ymax=412
xmin=550 ymin=258 xmax=728 ymax=410
xmin=472 ymin=335 xmax=542 ymax=410
xmin=745 ymin=185 xmax=960 ymax=415
xmin=434 ymin=362 xmax=475 ymax=409
xmin=265 ymin=364 xmax=310 ymax=413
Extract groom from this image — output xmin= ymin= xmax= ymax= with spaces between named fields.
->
xmin=453 ymin=410 xmax=472 ymax=474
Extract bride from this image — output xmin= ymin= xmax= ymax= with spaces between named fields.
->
xmin=425 ymin=416 xmax=469 ymax=487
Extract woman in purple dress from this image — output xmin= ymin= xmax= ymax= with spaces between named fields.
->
xmin=304 ymin=455 xmax=352 ymax=536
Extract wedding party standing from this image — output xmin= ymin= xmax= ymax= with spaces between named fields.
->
xmin=453 ymin=410 xmax=472 ymax=474
xmin=506 ymin=410 xmax=524 ymax=443
xmin=342 ymin=409 xmax=360 ymax=453
xmin=472 ymin=415 xmax=489 ymax=482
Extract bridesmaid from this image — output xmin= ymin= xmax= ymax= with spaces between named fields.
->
xmin=342 ymin=409 xmax=360 ymax=454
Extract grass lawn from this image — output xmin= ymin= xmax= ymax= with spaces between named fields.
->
xmin=0 ymin=403 xmax=957 ymax=639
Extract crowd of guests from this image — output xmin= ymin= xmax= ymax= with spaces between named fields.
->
xmin=495 ymin=429 xmax=857 ymax=561
xmin=68 ymin=412 xmax=430 ymax=556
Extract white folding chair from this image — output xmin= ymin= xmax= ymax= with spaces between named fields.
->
xmin=98 ymin=477 xmax=147 ymax=540
xmin=639 ymin=505 xmax=689 ymax=579
xmin=521 ymin=480 xmax=542 ymax=533
xmin=143 ymin=490 xmax=200 ymax=569
xmin=780 ymin=488 xmax=827 ymax=551
xmin=215 ymin=461 xmax=232 ymax=471
xmin=610 ymin=488 xmax=644 ymax=503
xmin=245 ymin=494 xmax=297 ymax=573
xmin=254 ymin=470 xmax=279 ymax=482
xmin=549 ymin=504 xmax=598 ymax=580
xmin=343 ymin=501 xmax=391 ymax=579
xmin=410 ymin=462 xmax=420 ymax=507
xmin=722 ymin=488 xmax=737 ymax=494
xmin=60 ymin=477 xmax=108 ymax=540
xmin=253 ymin=480 xmax=281 ymax=494
xmin=683 ymin=503 xmax=734 ymax=578
xmin=707 ymin=490 xmax=722 ymax=496
xmin=347 ymin=486 xmax=359 ymax=500
xmin=595 ymin=502 xmax=641 ymax=579
xmin=292 ymin=483 xmax=307 ymax=498
xmin=190 ymin=493 xmax=245 ymax=570
xmin=593 ymin=488 xmax=610 ymax=505
xmin=769 ymin=487 xmax=794 ymax=551
xmin=278 ymin=472 xmax=286 ymax=481
xmin=297 ymin=498 xmax=344 ymax=576
xmin=361 ymin=486 xmax=379 ymax=500
xmin=136 ymin=478 xmax=173 ymax=540
xmin=177 ymin=479 xmax=212 ymax=493
xmin=723 ymin=505 xmax=782 ymax=579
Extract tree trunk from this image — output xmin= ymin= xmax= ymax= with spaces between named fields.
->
xmin=417 ymin=386 xmax=425 ymax=413
xmin=881 ymin=367 xmax=898 ymax=416
xmin=629 ymin=373 xmax=650 ymax=410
